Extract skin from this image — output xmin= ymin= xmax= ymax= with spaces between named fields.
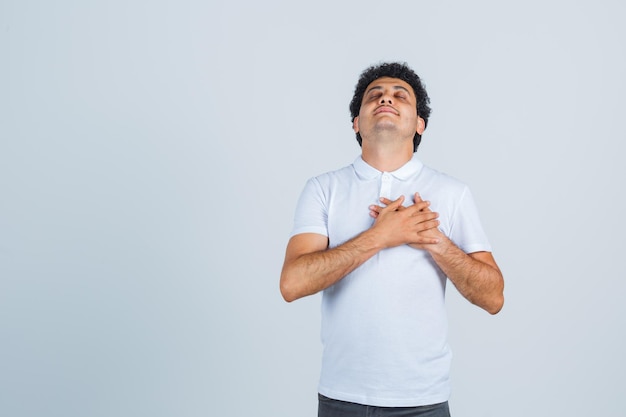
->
xmin=280 ymin=77 xmax=504 ymax=314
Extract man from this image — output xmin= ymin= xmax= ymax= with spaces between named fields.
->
xmin=280 ymin=62 xmax=504 ymax=416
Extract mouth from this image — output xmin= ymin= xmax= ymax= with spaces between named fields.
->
xmin=374 ymin=105 xmax=399 ymax=115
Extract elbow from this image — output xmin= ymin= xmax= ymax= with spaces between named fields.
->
xmin=487 ymin=294 xmax=505 ymax=315
xmin=280 ymin=269 xmax=313 ymax=303
xmin=279 ymin=271 xmax=299 ymax=303
xmin=280 ymin=285 xmax=297 ymax=303
xmin=486 ymin=274 xmax=505 ymax=315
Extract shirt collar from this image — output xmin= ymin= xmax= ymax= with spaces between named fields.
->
xmin=353 ymin=154 xmax=424 ymax=181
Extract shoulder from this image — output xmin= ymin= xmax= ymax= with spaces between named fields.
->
xmin=308 ymin=162 xmax=356 ymax=187
xmin=296 ymin=162 xmax=356 ymax=204
xmin=419 ymin=164 xmax=469 ymax=195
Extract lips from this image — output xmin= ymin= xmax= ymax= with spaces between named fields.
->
xmin=374 ymin=106 xmax=399 ymax=115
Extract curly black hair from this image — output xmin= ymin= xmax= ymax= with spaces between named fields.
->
xmin=349 ymin=62 xmax=431 ymax=152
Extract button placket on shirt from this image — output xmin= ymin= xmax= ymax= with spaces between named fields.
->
xmin=380 ymin=172 xmax=392 ymax=200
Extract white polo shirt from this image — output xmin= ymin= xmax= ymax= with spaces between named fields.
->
xmin=291 ymin=154 xmax=492 ymax=407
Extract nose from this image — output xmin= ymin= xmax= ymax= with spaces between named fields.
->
xmin=379 ymin=94 xmax=392 ymax=104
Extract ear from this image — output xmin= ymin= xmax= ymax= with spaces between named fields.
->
xmin=353 ymin=116 xmax=360 ymax=133
xmin=416 ymin=116 xmax=425 ymax=135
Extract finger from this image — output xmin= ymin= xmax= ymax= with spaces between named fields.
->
xmin=380 ymin=196 xmax=407 ymax=211
xmin=368 ymin=205 xmax=381 ymax=218
xmin=411 ymin=236 xmax=441 ymax=245
xmin=416 ymin=200 xmax=433 ymax=213
xmin=413 ymin=211 xmax=439 ymax=224
xmin=381 ymin=195 xmax=405 ymax=211
xmin=412 ymin=192 xmax=434 ymax=213
xmin=414 ymin=218 xmax=440 ymax=232
xmin=406 ymin=200 xmax=432 ymax=215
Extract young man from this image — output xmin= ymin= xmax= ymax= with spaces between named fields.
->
xmin=280 ymin=62 xmax=504 ymax=417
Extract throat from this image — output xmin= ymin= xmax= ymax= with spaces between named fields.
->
xmin=361 ymin=144 xmax=413 ymax=172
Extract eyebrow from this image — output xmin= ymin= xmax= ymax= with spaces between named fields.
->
xmin=365 ymin=85 xmax=412 ymax=95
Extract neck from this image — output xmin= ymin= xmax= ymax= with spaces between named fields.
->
xmin=361 ymin=142 xmax=413 ymax=172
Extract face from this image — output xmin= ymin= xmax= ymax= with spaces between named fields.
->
xmin=353 ymin=77 xmax=425 ymax=145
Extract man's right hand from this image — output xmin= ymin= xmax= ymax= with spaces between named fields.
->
xmin=368 ymin=194 xmax=441 ymax=248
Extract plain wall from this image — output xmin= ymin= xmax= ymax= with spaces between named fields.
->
xmin=1 ymin=1 xmax=625 ymax=416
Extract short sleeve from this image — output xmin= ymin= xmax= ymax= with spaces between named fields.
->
xmin=290 ymin=177 xmax=329 ymax=238
xmin=449 ymin=187 xmax=492 ymax=254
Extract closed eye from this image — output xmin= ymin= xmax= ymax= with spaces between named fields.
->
xmin=366 ymin=92 xmax=382 ymax=101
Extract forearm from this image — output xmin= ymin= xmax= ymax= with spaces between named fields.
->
xmin=281 ymin=196 xmax=439 ymax=302
xmin=280 ymin=230 xmax=383 ymax=302
xmin=428 ymin=237 xmax=504 ymax=314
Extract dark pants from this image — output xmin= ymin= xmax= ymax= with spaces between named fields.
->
xmin=318 ymin=394 xmax=451 ymax=417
